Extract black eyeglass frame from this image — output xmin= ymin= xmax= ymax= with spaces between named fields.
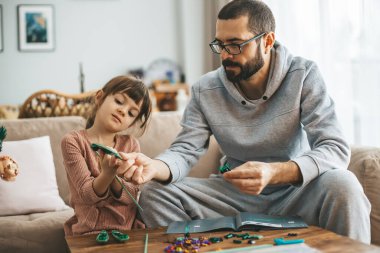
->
xmin=209 ymin=32 xmax=266 ymax=55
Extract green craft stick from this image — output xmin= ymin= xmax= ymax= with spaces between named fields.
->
xmin=144 ymin=233 xmax=148 ymax=253
xmin=91 ymin=143 xmax=123 ymax=159
xmin=92 ymin=148 xmax=143 ymax=212
xmin=115 ymin=176 xmax=143 ymax=212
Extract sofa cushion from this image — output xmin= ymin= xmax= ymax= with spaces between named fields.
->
xmin=0 ymin=136 xmax=69 ymax=216
xmin=0 ymin=208 xmax=74 ymax=253
xmin=349 ymin=146 xmax=380 ymax=246
xmin=0 ymin=117 xmax=86 ymax=205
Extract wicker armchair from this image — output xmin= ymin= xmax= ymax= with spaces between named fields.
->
xmin=18 ymin=89 xmax=96 ymax=119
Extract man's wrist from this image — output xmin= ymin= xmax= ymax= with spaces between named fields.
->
xmin=269 ymin=161 xmax=302 ymax=185
xmin=153 ymin=159 xmax=172 ymax=183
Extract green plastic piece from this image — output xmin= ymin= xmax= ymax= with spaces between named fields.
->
xmin=210 ymin=237 xmax=223 ymax=243
xmin=96 ymin=230 xmax=109 ymax=244
xmin=224 ymin=233 xmax=234 ymax=239
xmin=218 ymin=162 xmax=231 ymax=174
xmin=111 ymin=230 xmax=130 ymax=242
xmin=91 ymin=143 xmax=123 ymax=159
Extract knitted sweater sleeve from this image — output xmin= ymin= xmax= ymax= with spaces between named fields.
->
xmin=61 ymin=133 xmax=110 ymax=205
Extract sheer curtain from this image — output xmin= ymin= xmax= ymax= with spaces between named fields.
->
xmin=263 ymin=0 xmax=380 ymax=146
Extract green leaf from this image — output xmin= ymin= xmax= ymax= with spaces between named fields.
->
xmin=0 ymin=126 xmax=6 ymax=140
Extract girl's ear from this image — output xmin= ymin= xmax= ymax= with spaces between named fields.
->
xmin=94 ymin=90 xmax=104 ymax=105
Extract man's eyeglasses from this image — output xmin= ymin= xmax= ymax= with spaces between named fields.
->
xmin=209 ymin=32 xmax=266 ymax=55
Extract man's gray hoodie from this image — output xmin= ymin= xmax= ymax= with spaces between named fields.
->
xmin=156 ymin=42 xmax=350 ymax=187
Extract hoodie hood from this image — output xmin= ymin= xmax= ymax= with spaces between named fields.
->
xmin=217 ymin=41 xmax=294 ymax=106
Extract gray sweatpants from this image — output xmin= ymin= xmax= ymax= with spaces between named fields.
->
xmin=139 ymin=169 xmax=371 ymax=243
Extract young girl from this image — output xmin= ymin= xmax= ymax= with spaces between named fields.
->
xmin=61 ymin=75 xmax=151 ymax=236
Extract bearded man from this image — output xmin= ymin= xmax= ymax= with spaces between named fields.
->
xmin=132 ymin=0 xmax=370 ymax=243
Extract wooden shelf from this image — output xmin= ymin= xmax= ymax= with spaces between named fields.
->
xmin=151 ymin=81 xmax=189 ymax=112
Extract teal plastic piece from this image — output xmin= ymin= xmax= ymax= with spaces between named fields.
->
xmin=219 ymin=162 xmax=231 ymax=174
xmin=224 ymin=233 xmax=235 ymax=239
xmin=91 ymin=143 xmax=123 ymax=159
xmin=273 ymin=237 xmax=304 ymax=245
xmin=96 ymin=230 xmax=109 ymax=244
xmin=111 ymin=230 xmax=130 ymax=242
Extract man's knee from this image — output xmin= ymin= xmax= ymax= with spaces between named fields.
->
xmin=318 ymin=169 xmax=365 ymax=201
xmin=139 ymin=181 xmax=164 ymax=206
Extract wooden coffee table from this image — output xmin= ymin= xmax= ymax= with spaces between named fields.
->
xmin=65 ymin=226 xmax=380 ymax=253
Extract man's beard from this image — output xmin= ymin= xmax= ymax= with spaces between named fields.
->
xmin=222 ymin=43 xmax=264 ymax=83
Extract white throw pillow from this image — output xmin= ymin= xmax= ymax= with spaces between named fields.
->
xmin=0 ymin=136 xmax=68 ymax=216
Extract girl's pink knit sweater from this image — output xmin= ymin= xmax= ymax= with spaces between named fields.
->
xmin=61 ymin=130 xmax=144 ymax=236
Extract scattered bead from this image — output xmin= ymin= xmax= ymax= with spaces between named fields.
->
xmin=287 ymin=233 xmax=298 ymax=236
xmin=209 ymin=237 xmax=223 ymax=243
xmin=247 ymin=239 xmax=256 ymax=244
xmin=164 ymin=234 xmax=210 ymax=253
xmin=175 ymin=246 xmax=183 ymax=253
xmin=250 ymin=234 xmax=264 ymax=240
xmin=236 ymin=233 xmax=249 ymax=238
xmin=242 ymin=235 xmax=250 ymax=240
xmin=233 ymin=239 xmax=242 ymax=244
xmin=224 ymin=233 xmax=235 ymax=239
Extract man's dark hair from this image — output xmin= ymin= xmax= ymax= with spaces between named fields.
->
xmin=218 ymin=0 xmax=276 ymax=34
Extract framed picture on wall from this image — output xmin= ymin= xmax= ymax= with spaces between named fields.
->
xmin=17 ymin=5 xmax=54 ymax=52
xmin=0 ymin=5 xmax=3 ymax=52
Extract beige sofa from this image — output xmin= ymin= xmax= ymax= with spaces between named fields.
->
xmin=0 ymin=112 xmax=379 ymax=253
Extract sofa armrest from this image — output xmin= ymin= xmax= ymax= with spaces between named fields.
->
xmin=348 ymin=146 xmax=380 ymax=245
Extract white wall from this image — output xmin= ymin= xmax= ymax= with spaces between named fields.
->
xmin=0 ymin=0 xmax=184 ymax=105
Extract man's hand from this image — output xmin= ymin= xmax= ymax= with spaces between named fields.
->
xmin=118 ymin=152 xmax=155 ymax=185
xmin=118 ymin=152 xmax=171 ymax=185
xmin=223 ymin=161 xmax=274 ymax=195
xmin=223 ymin=161 xmax=302 ymax=195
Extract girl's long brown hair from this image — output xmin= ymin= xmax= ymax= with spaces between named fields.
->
xmin=86 ymin=76 xmax=152 ymax=133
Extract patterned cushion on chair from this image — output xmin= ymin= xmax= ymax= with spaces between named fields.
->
xmin=18 ymin=90 xmax=95 ymax=118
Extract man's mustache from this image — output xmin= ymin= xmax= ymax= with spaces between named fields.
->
xmin=222 ymin=60 xmax=241 ymax=68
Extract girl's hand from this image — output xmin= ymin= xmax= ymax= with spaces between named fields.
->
xmin=98 ymin=152 xmax=120 ymax=178
xmin=115 ymin=158 xmax=136 ymax=177
xmin=118 ymin=152 xmax=156 ymax=185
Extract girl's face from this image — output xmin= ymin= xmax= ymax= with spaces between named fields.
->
xmin=96 ymin=92 xmax=141 ymax=132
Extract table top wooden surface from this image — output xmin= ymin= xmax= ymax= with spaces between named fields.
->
xmin=66 ymin=225 xmax=380 ymax=253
